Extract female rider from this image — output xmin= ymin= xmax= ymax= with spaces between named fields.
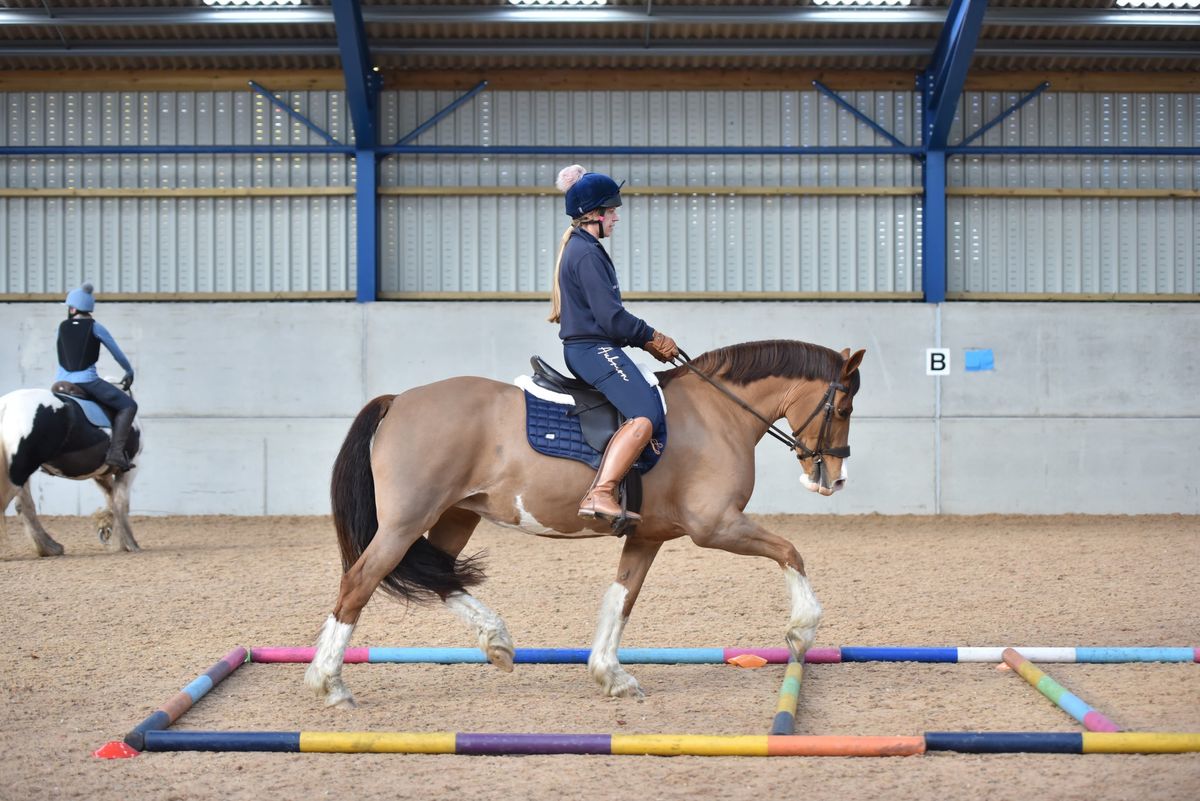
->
xmin=548 ymin=165 xmax=679 ymax=527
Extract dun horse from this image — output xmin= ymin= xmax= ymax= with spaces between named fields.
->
xmin=0 ymin=387 xmax=141 ymax=556
xmin=307 ymin=340 xmax=864 ymax=706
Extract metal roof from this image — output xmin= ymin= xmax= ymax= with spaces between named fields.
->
xmin=0 ymin=0 xmax=1197 ymax=74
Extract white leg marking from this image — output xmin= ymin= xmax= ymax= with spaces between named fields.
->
xmin=588 ymin=583 xmax=642 ymax=698
xmin=783 ymin=566 xmax=822 ymax=658
xmin=304 ymin=614 xmax=357 ymax=708
xmin=444 ymin=591 xmax=515 ymax=672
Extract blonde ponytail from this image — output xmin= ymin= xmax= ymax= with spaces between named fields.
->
xmin=548 ymin=164 xmax=592 ymax=324
xmin=547 ymin=223 xmax=575 ymax=323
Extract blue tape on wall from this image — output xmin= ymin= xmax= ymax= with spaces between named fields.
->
xmin=964 ymin=349 xmax=994 ymax=372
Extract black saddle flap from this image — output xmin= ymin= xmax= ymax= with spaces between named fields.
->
xmin=529 ymin=355 xmax=622 ymax=453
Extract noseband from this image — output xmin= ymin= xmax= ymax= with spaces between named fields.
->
xmin=671 ymin=352 xmax=850 ymax=467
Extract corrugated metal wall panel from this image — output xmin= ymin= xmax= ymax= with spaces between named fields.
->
xmin=949 ymin=91 xmax=1199 ymax=295
xmin=0 ymin=90 xmax=353 ymax=295
xmin=379 ymin=89 xmax=920 ymax=295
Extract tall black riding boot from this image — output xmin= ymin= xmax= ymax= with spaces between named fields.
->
xmin=105 ymin=407 xmax=137 ymax=472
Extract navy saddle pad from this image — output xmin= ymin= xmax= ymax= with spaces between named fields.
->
xmin=523 ymin=391 xmax=662 ymax=473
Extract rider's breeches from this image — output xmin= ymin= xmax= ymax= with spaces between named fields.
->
xmin=78 ymin=379 xmax=137 ymax=417
xmin=563 ymin=341 xmax=665 ymax=433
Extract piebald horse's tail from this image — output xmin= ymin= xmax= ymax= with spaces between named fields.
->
xmin=330 ymin=394 xmax=484 ymax=604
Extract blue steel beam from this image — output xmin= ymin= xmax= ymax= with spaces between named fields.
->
xmin=331 ymin=0 xmax=377 ymax=149
xmin=331 ymin=0 xmax=379 ymax=302
xmin=377 ymin=145 xmax=923 ymax=156
xmin=355 ymin=149 xmax=378 ymax=304
xmin=921 ymin=0 xmax=987 ymax=304
xmin=248 ymin=81 xmax=341 ymax=147
xmin=950 ymin=146 xmax=1200 ymax=157
xmin=959 ymin=82 xmax=1050 ymax=148
xmin=922 ymin=150 xmax=947 ymax=304
xmin=812 ymin=81 xmax=910 ymax=152
xmin=924 ymin=0 xmax=988 ymax=149
xmin=0 ymin=146 xmax=354 ymax=155
xmin=396 ymin=81 xmax=489 ymax=147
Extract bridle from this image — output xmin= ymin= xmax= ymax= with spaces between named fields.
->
xmin=669 ymin=350 xmax=850 ymax=472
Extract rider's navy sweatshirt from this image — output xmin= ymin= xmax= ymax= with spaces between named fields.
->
xmin=556 ymin=228 xmax=655 ymax=348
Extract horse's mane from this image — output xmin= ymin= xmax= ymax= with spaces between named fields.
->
xmin=657 ymin=339 xmax=850 ymax=389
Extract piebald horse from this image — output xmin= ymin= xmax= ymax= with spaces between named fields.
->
xmin=0 ymin=387 xmax=141 ymax=556
xmin=307 ymin=340 xmax=864 ymax=706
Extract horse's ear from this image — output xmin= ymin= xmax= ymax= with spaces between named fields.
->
xmin=841 ymin=348 xmax=865 ymax=378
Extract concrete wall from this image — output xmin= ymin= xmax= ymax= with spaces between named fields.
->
xmin=2 ymin=301 xmax=1197 ymax=517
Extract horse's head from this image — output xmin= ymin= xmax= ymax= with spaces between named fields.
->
xmin=789 ymin=348 xmax=865 ymax=497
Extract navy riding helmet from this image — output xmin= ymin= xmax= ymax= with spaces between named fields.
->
xmin=565 ymin=172 xmax=624 ymax=219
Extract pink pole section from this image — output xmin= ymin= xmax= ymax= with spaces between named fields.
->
xmin=250 ymin=647 xmax=370 ymax=663
xmin=723 ymin=647 xmax=841 ymax=664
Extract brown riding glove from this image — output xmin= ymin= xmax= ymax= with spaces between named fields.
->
xmin=644 ymin=331 xmax=680 ymax=363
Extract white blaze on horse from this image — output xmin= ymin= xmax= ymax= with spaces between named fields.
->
xmin=0 ymin=386 xmax=141 ymax=556
xmin=306 ymin=339 xmax=865 ymax=706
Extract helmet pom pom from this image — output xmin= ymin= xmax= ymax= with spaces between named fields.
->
xmin=81 ymin=282 xmax=94 ymax=295
xmin=555 ymin=164 xmax=587 ymax=193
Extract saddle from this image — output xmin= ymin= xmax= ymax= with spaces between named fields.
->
xmin=50 ymin=380 xmax=113 ymax=428
xmin=523 ymin=356 xmax=670 ymax=529
xmin=529 ymin=356 xmax=622 ymax=454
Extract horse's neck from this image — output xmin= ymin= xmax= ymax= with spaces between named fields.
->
xmin=667 ymin=374 xmax=796 ymax=446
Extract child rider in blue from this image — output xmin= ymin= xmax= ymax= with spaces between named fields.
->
xmin=56 ymin=283 xmax=138 ymax=472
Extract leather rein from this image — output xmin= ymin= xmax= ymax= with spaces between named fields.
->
xmin=669 ymin=350 xmax=850 ymax=466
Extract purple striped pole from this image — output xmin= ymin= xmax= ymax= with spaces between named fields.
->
xmin=123 ymin=647 xmax=247 ymax=751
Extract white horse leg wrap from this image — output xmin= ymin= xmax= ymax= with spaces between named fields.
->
xmin=783 ymin=566 xmax=823 ymax=654
xmin=305 ymin=614 xmax=355 ymax=705
xmin=444 ymin=591 xmax=513 ymax=663
xmin=588 ymin=583 xmax=639 ymax=696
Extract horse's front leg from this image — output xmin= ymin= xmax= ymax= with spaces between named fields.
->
xmin=691 ymin=513 xmax=822 ymax=661
xmin=93 ymin=472 xmax=141 ymax=552
xmin=589 ymin=537 xmax=662 ymax=698
xmin=14 ymin=485 xmax=64 ymax=557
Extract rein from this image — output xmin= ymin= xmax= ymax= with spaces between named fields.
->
xmin=669 ymin=350 xmax=850 ymax=464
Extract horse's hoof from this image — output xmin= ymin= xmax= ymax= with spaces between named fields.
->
xmin=487 ymin=645 xmax=514 ymax=673
xmin=328 ymin=691 xmax=358 ymax=710
xmin=609 ymin=680 xmax=644 ymax=699
xmin=37 ymin=543 xmax=65 ymax=557
xmin=785 ymin=629 xmax=817 ymax=660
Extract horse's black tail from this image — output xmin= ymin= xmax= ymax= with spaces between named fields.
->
xmin=330 ymin=394 xmax=485 ymax=605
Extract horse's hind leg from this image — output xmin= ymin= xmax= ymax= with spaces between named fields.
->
xmin=430 ymin=508 xmax=514 ymax=672
xmin=92 ymin=472 xmax=140 ymax=552
xmin=13 ymin=485 xmax=64 ymax=557
xmin=588 ymin=537 xmax=662 ymax=698
xmin=305 ymin=519 xmax=427 ymax=709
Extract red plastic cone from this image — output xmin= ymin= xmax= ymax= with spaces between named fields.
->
xmin=94 ymin=740 xmax=140 ymax=759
